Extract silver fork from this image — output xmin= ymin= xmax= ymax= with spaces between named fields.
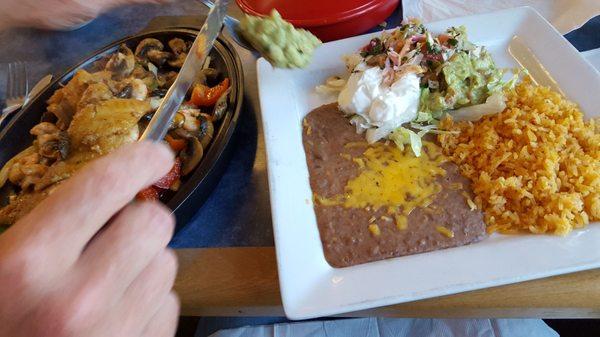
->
xmin=198 ymin=0 xmax=257 ymax=53
xmin=1 ymin=62 xmax=29 ymax=125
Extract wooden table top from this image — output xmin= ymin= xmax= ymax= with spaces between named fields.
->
xmin=175 ymin=248 xmax=600 ymax=318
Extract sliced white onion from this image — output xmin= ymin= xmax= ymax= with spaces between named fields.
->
xmin=449 ymin=92 xmax=506 ymax=121
xmin=147 ymin=62 xmax=158 ymax=77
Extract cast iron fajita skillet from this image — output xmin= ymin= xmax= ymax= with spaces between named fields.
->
xmin=0 ymin=28 xmax=244 ymax=230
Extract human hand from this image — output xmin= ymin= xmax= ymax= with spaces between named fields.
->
xmin=0 ymin=0 xmax=172 ymax=30
xmin=0 ymin=142 xmax=179 ymax=337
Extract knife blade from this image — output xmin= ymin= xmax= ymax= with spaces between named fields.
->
xmin=25 ymin=74 xmax=53 ymax=105
xmin=140 ymin=0 xmax=230 ymax=141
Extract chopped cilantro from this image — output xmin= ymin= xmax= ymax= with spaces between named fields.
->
xmin=360 ymin=38 xmax=385 ymax=57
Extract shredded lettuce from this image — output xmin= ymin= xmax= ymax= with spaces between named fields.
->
xmin=503 ymin=67 xmax=528 ymax=90
xmin=349 ymin=115 xmax=369 ymax=134
xmin=408 ymin=130 xmax=422 ymax=157
xmin=415 ymin=111 xmax=434 ymax=123
xmin=389 ymin=127 xmax=422 ymax=157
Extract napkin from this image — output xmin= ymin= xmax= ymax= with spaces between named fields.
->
xmin=402 ymin=0 xmax=600 ymax=34
xmin=207 ymin=318 xmax=558 ymax=337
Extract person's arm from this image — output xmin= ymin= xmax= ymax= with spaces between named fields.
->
xmin=0 ymin=0 xmax=171 ymax=30
xmin=0 ymin=142 xmax=180 ymax=337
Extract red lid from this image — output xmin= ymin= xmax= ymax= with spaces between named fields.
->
xmin=236 ymin=0 xmax=390 ymax=27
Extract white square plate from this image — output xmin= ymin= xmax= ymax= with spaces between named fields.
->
xmin=256 ymin=7 xmax=600 ymax=320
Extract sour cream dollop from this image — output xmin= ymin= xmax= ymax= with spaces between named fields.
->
xmin=337 ymin=66 xmax=421 ymax=143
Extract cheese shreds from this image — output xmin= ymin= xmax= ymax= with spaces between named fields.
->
xmin=436 ymin=226 xmax=455 ymax=238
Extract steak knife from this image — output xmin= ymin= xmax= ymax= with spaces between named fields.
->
xmin=140 ymin=0 xmax=230 ymax=141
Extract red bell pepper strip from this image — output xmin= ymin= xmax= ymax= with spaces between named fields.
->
xmin=136 ymin=186 xmax=160 ymax=201
xmin=153 ymin=158 xmax=182 ymax=189
xmin=190 ymin=78 xmax=230 ymax=107
xmin=136 ymin=158 xmax=182 ymax=200
xmin=165 ymin=135 xmax=187 ymax=152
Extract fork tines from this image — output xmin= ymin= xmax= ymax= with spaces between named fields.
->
xmin=6 ymin=61 xmax=29 ymax=106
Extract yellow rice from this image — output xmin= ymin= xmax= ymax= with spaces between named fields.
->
xmin=439 ymin=78 xmax=600 ymax=235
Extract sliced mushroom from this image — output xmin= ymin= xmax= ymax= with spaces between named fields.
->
xmin=131 ymin=63 xmax=147 ymax=77
xmin=190 ymin=68 xmax=220 ymax=94
xmin=147 ymin=49 xmax=173 ymax=67
xmin=202 ymin=68 xmax=219 ymax=81
xmin=31 ymin=123 xmax=70 ymax=161
xmin=179 ymin=134 xmax=204 ymax=175
xmin=199 ymin=68 xmax=219 ymax=85
xmin=197 ymin=113 xmax=214 ymax=149
xmin=141 ymin=76 xmax=159 ymax=93
xmin=169 ymin=112 xmax=185 ymax=130
xmin=30 ymin=122 xmax=60 ymax=137
xmin=179 ymin=108 xmax=201 ymax=132
xmin=148 ymin=96 xmax=162 ymax=110
xmin=116 ymin=84 xmax=133 ymax=98
xmin=135 ymin=38 xmax=164 ymax=61
xmin=212 ymin=87 xmax=231 ymax=121
xmin=115 ymin=79 xmax=148 ymax=100
xmin=39 ymin=131 xmax=70 ymax=161
xmin=105 ymin=44 xmax=135 ymax=78
xmin=150 ymin=88 xmax=168 ymax=98
xmin=168 ymin=38 xmax=188 ymax=55
xmin=138 ymin=112 xmax=153 ymax=131
xmin=173 ymin=128 xmax=193 ymax=139
xmin=168 ymin=53 xmax=186 ymax=68
xmin=129 ymin=79 xmax=148 ymax=100
xmin=157 ymin=71 xmax=177 ymax=88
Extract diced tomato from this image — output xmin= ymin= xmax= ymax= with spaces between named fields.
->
xmin=153 ymin=157 xmax=181 ymax=189
xmin=411 ymin=35 xmax=425 ymax=43
xmin=424 ymin=53 xmax=443 ymax=62
xmin=165 ymin=135 xmax=186 ymax=152
xmin=437 ymin=34 xmax=450 ymax=45
xmin=190 ymin=78 xmax=230 ymax=107
xmin=136 ymin=186 xmax=160 ymax=201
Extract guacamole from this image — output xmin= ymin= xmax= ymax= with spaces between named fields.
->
xmin=419 ymin=49 xmax=503 ymax=118
xmin=239 ymin=10 xmax=321 ymax=68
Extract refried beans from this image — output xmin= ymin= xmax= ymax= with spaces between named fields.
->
xmin=302 ymin=103 xmax=487 ymax=267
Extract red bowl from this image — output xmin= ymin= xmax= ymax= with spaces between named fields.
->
xmin=236 ymin=0 xmax=400 ymax=42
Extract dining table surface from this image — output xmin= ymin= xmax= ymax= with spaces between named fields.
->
xmin=1 ymin=0 xmax=600 ymax=318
